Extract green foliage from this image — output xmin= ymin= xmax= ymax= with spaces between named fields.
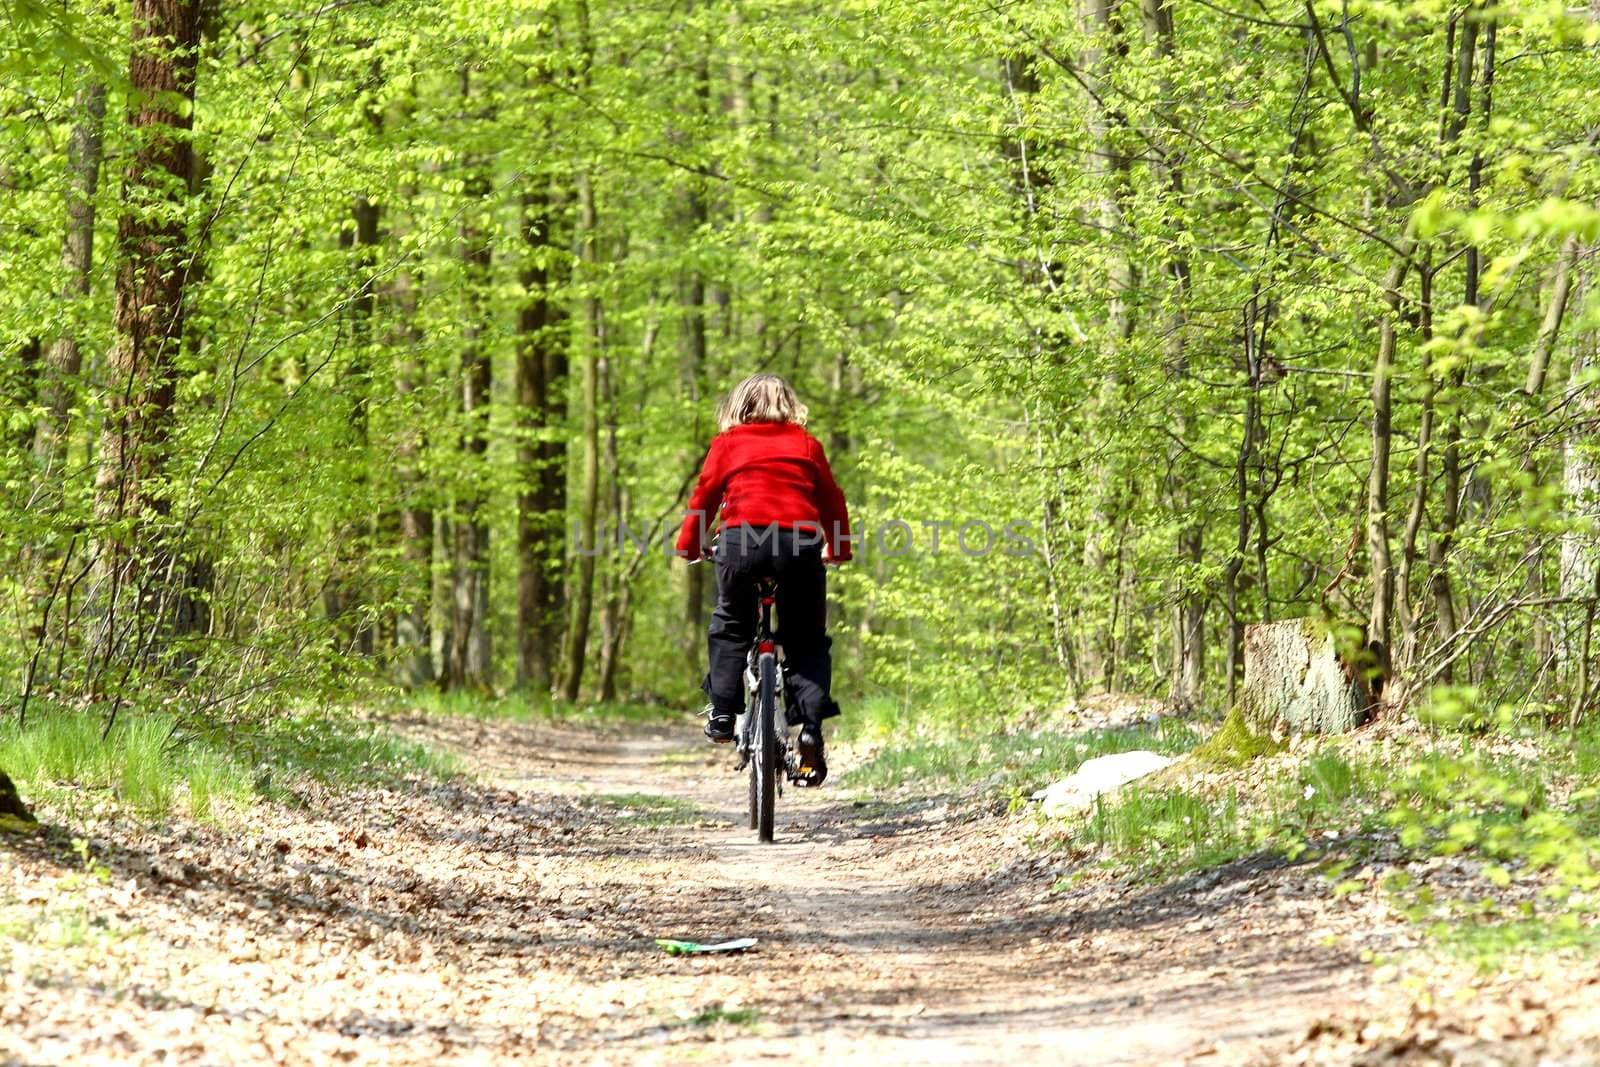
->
xmin=238 ymin=714 xmax=461 ymax=795
xmin=1387 ymin=748 xmax=1599 ymax=899
xmin=1065 ymin=746 xmax=1392 ymax=879
xmin=6 ymin=0 xmax=1600 ymax=875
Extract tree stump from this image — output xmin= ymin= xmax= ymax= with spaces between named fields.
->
xmin=1239 ymin=618 xmax=1380 ymax=740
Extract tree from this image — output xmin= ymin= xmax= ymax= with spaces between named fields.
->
xmin=444 ymin=66 xmax=493 ymax=692
xmin=91 ymin=0 xmax=201 ymax=670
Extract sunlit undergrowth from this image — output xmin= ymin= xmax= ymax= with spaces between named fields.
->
xmin=1 ymin=703 xmax=460 ymax=823
xmin=1 ymin=712 xmax=253 ymax=822
xmin=1048 ymin=691 xmax=1600 ymax=962
xmin=846 ymin=684 xmax=1600 ymax=960
xmin=841 ymin=694 xmax=1202 ymax=797
xmin=1066 ymin=749 xmax=1395 ymax=882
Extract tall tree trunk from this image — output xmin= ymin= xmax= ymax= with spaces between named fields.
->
xmin=596 ymin=328 xmax=632 ymax=703
xmin=1559 ymin=257 xmax=1600 ymax=706
xmin=560 ymin=168 xmax=602 ymax=702
xmin=1429 ymin=13 xmax=1495 ymax=681
xmin=92 ymin=0 xmax=201 ymax=670
xmin=326 ymin=166 xmax=381 ymax=658
xmin=34 ymin=75 xmax=107 ymax=486
xmin=1140 ymin=0 xmax=1204 ymax=712
xmin=1396 ymin=260 xmax=1436 ymax=672
xmin=1366 ymin=254 xmax=1412 ymax=657
xmin=516 ymin=181 xmax=567 ymax=692
xmin=1076 ymin=0 xmax=1135 ymax=690
xmin=446 ymin=70 xmax=493 ymax=691
xmin=678 ymin=26 xmax=713 ymax=678
xmin=392 ymin=263 xmax=434 ymax=687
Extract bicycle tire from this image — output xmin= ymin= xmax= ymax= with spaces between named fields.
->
xmin=753 ymin=651 xmax=778 ymax=842
xmin=746 ymin=702 xmax=758 ymax=830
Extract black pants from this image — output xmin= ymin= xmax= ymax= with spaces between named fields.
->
xmin=705 ymin=524 xmax=840 ymax=726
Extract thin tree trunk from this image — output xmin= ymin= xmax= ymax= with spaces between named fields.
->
xmin=392 ymin=258 xmax=434 ymax=687
xmin=1367 ymin=254 xmax=1413 ymax=655
xmin=560 ymin=168 xmax=602 ymax=702
xmin=679 ymin=26 xmax=712 ymax=676
xmin=516 ymin=181 xmax=566 ymax=693
xmin=1140 ymin=0 xmax=1205 ymax=712
xmin=326 ymin=162 xmax=380 ymax=658
xmin=34 ymin=76 xmax=107 ymax=485
xmin=1077 ymin=0 xmax=1134 ymax=689
xmin=1527 ymin=237 xmax=1579 ymax=397
xmin=446 ymin=70 xmax=493 ymax=691
xmin=1560 ymin=259 xmax=1600 ymax=681
xmin=596 ymin=325 xmax=634 ymax=703
xmin=1397 ymin=260 xmax=1436 ymax=671
xmin=1430 ymin=13 xmax=1494 ymax=679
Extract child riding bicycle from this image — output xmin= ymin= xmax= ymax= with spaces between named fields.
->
xmin=674 ymin=373 xmax=852 ymax=787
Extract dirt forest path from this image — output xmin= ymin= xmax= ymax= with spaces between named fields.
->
xmin=4 ymin=714 xmax=1377 ymax=1066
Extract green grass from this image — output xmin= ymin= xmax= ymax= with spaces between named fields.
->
xmin=1 ymin=708 xmax=461 ymax=822
xmin=0 ymin=713 xmax=252 ymax=821
xmin=1083 ymin=786 xmax=1249 ymax=870
xmin=1423 ymin=914 xmax=1600 ymax=970
xmin=1066 ymin=748 xmax=1394 ymax=879
xmin=843 ymin=715 xmax=1203 ymax=797
xmin=237 ymin=714 xmax=461 ymax=794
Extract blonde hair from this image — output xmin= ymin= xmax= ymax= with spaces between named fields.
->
xmin=716 ymin=373 xmax=809 ymax=432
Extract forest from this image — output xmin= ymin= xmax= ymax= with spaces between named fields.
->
xmin=6 ymin=0 xmax=1600 ymax=720
xmin=5 ymin=0 xmax=1600 ymax=1062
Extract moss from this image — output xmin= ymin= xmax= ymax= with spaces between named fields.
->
xmin=0 ymin=814 xmax=40 ymax=836
xmin=0 ymin=771 xmax=36 ymax=831
xmin=1191 ymin=705 xmax=1286 ymax=768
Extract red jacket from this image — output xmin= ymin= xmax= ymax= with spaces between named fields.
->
xmin=675 ymin=421 xmax=852 ymax=562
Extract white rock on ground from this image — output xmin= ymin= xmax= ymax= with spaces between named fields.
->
xmin=1031 ymin=751 xmax=1176 ymax=818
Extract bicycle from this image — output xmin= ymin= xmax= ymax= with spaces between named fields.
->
xmin=733 ymin=574 xmax=796 ymax=842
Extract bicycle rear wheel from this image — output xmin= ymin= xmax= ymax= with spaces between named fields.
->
xmin=751 ymin=651 xmax=778 ymax=842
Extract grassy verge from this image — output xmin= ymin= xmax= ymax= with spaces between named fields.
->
xmin=1062 ymin=714 xmax=1600 ymax=965
xmin=1069 ymin=747 xmax=1392 ymax=881
xmin=1 ymin=704 xmax=460 ymax=824
xmin=841 ymin=694 xmax=1202 ymax=801
xmin=847 ymin=689 xmax=1600 ymax=964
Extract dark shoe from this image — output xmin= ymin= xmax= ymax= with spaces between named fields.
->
xmin=702 ymin=704 xmax=735 ymax=744
xmin=795 ymin=723 xmax=827 ymax=787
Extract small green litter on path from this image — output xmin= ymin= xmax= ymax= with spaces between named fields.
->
xmin=655 ymin=937 xmax=758 ymax=956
